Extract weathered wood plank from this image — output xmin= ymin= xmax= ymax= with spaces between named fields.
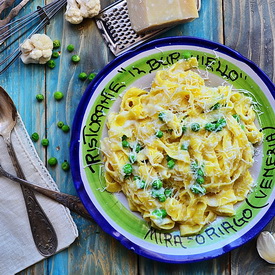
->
xmin=43 ymin=0 xmax=138 ymax=274
xmin=0 ymin=0 xmax=46 ymax=160
xmin=224 ymin=0 xmax=275 ymax=274
xmin=0 ymin=1 xmax=47 ymax=275
xmin=138 ymin=1 xmax=230 ymax=274
xmin=166 ymin=0 xmax=224 ymax=43
xmin=224 ymin=0 xmax=275 ymax=83
xmin=8 ymin=0 xmax=137 ymax=273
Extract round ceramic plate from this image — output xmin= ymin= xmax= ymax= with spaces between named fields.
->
xmin=70 ymin=37 xmax=275 ymax=263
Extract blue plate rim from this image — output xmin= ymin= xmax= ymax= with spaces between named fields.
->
xmin=70 ymin=36 xmax=275 ymax=263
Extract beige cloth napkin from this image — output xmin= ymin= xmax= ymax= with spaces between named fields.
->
xmin=0 ymin=115 xmax=78 ymax=275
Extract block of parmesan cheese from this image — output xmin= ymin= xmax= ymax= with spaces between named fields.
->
xmin=126 ymin=0 xmax=199 ymax=34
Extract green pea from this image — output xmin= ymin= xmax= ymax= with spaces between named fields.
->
xmin=135 ymin=143 xmax=142 ymax=153
xmin=210 ymin=102 xmax=220 ymax=111
xmin=52 ymin=52 xmax=59 ymax=58
xmin=155 ymin=130 xmax=163 ymax=138
xmin=191 ymin=123 xmax=200 ymax=132
xmin=158 ymin=194 xmax=166 ymax=202
xmin=191 ymin=161 xmax=199 ymax=171
xmin=135 ymin=178 xmax=146 ymax=189
xmin=71 ymin=55 xmax=80 ymax=63
xmin=152 ymin=209 xmax=167 ymax=219
xmin=205 ymin=122 xmax=216 ymax=132
xmin=67 ymin=44 xmax=74 ymax=52
xmin=215 ymin=118 xmax=226 ymax=131
xmin=54 ymin=91 xmax=64 ymax=101
xmin=167 ymin=159 xmax=175 ymax=169
xmin=190 ymin=183 xmax=206 ymax=195
xmin=41 ymin=138 xmax=49 ymax=147
xmin=183 ymin=51 xmax=191 ymax=60
xmin=36 ymin=94 xmax=44 ymax=102
xmin=53 ymin=40 xmax=61 ymax=48
xmin=57 ymin=121 xmax=64 ymax=128
xmin=48 ymin=157 xmax=58 ymax=166
xmin=182 ymin=125 xmax=187 ymax=134
xmin=31 ymin=132 xmax=39 ymax=142
xmin=233 ymin=114 xmax=241 ymax=123
xmin=61 ymin=125 xmax=70 ymax=133
xmin=196 ymin=176 xmax=205 ymax=185
xmin=152 ymin=179 xmax=163 ymax=190
xmin=123 ymin=163 xmax=133 ymax=175
xmin=78 ymin=72 xmax=87 ymax=80
xmin=181 ymin=142 xmax=189 ymax=150
xmin=88 ymin=73 xmax=96 ymax=82
xmin=164 ymin=189 xmax=172 ymax=198
xmin=61 ymin=161 xmax=70 ymax=171
xmin=151 ymin=190 xmax=159 ymax=198
xmin=129 ymin=153 xmax=137 ymax=163
xmin=46 ymin=60 xmax=56 ymax=69
xmin=197 ymin=167 xmax=204 ymax=177
xmin=122 ymin=140 xmax=129 ymax=148
xmin=158 ymin=112 xmax=166 ymax=122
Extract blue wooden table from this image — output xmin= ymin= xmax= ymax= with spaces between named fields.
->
xmin=0 ymin=0 xmax=274 ymax=274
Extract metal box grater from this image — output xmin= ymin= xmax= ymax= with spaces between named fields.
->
xmin=95 ymin=0 xmax=201 ymax=56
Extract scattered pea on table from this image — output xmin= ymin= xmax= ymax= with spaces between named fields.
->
xmin=61 ymin=125 xmax=70 ymax=133
xmin=57 ymin=121 xmax=64 ymax=128
xmin=48 ymin=157 xmax=58 ymax=166
xmin=78 ymin=72 xmax=87 ymax=80
xmin=53 ymin=40 xmax=61 ymax=48
xmin=71 ymin=55 xmax=80 ymax=63
xmin=61 ymin=161 xmax=70 ymax=171
xmin=31 ymin=132 xmax=39 ymax=142
xmin=41 ymin=138 xmax=49 ymax=147
xmin=47 ymin=60 xmax=56 ymax=69
xmin=67 ymin=44 xmax=74 ymax=52
xmin=52 ymin=52 xmax=60 ymax=58
xmin=36 ymin=94 xmax=44 ymax=102
xmin=54 ymin=91 xmax=64 ymax=101
xmin=88 ymin=73 xmax=96 ymax=82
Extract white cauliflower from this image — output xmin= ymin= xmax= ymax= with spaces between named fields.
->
xmin=65 ymin=0 xmax=101 ymax=24
xmin=20 ymin=34 xmax=53 ymax=64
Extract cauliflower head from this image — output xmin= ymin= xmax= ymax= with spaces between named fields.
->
xmin=65 ymin=0 xmax=101 ymax=24
xmin=20 ymin=34 xmax=53 ymax=64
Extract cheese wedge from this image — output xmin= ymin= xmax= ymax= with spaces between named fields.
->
xmin=126 ymin=0 xmax=199 ymax=34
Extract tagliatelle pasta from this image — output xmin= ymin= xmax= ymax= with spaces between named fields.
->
xmin=101 ymin=57 xmax=263 ymax=236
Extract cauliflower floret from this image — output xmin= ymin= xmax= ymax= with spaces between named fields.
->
xmin=20 ymin=34 xmax=53 ymax=64
xmin=65 ymin=0 xmax=101 ymax=24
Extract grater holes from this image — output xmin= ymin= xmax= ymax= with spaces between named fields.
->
xmin=108 ymin=26 xmax=114 ymax=31
xmin=119 ymin=23 xmax=127 ymax=28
